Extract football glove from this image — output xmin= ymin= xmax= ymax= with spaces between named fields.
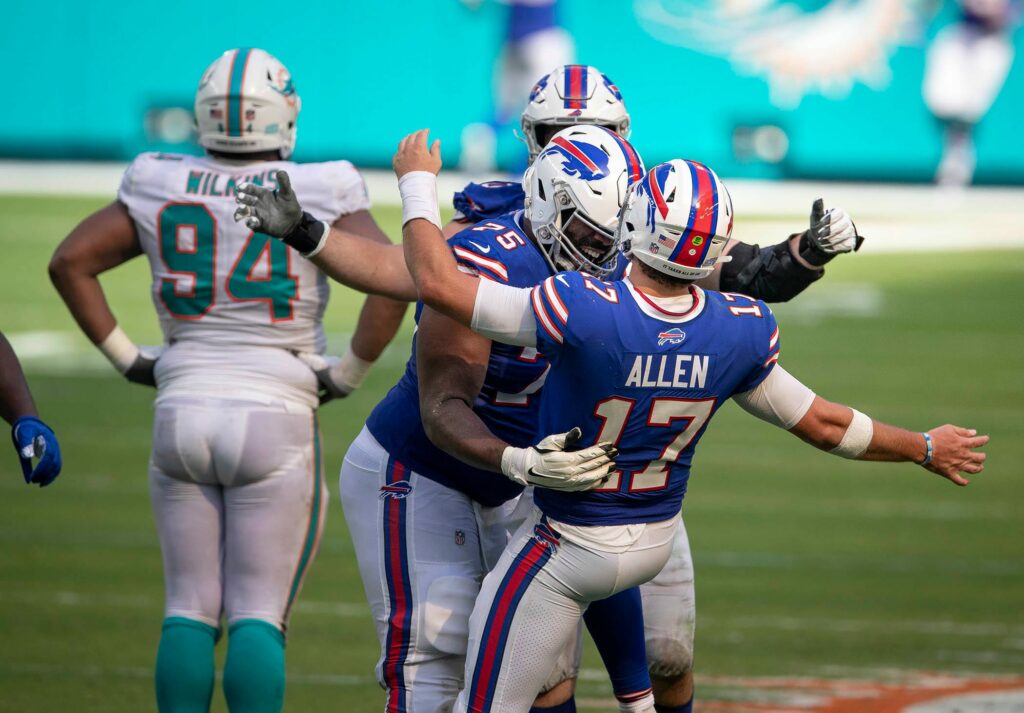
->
xmin=799 ymin=198 xmax=865 ymax=267
xmin=11 ymin=416 xmax=62 ymax=487
xmin=123 ymin=348 xmax=162 ymax=387
xmin=293 ymin=350 xmax=374 ymax=405
xmin=501 ymin=427 xmax=617 ymax=492
xmin=234 ymin=171 xmax=329 ymax=256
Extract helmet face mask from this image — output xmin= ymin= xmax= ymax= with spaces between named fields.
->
xmin=620 ymin=160 xmax=734 ymax=282
xmin=521 ymin=65 xmax=631 ymax=162
xmin=525 ymin=125 xmax=644 ymax=279
xmin=194 ymin=48 xmax=301 ymax=159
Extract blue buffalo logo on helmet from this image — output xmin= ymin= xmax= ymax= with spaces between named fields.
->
xmin=378 ymin=480 xmax=413 ymax=500
xmin=658 ymin=328 xmax=686 ymax=346
xmin=529 ymin=74 xmax=550 ymax=102
xmin=635 ymin=162 xmax=675 ymax=231
xmin=539 ymin=136 xmax=612 ymax=181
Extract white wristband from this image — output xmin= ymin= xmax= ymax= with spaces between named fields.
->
xmin=302 ymin=221 xmax=332 ymax=259
xmin=398 ymin=171 xmax=442 ymax=230
xmin=830 ymin=408 xmax=873 ymax=459
xmin=97 ymin=325 xmax=140 ymax=374
xmin=330 ymin=347 xmax=374 ymax=392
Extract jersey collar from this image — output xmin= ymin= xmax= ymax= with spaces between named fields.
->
xmin=623 ymin=278 xmax=706 ymax=324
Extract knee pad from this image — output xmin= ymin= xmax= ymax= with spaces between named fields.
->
xmin=646 ymin=636 xmax=694 ymax=680
xmin=224 ymin=619 xmax=286 ymax=713
xmin=421 ymin=575 xmax=479 ymax=656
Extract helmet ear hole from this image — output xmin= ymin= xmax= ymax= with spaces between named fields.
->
xmin=536 ymin=180 xmax=546 ymax=202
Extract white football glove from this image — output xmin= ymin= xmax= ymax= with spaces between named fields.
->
xmin=800 ymin=198 xmax=865 ymax=266
xmin=294 ymin=349 xmax=373 ymax=405
xmin=501 ymin=427 xmax=617 ymax=492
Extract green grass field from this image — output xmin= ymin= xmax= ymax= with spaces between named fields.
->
xmin=1 ymin=195 xmax=1022 ymax=712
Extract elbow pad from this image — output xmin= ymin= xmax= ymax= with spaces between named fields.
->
xmin=719 ymin=240 xmax=823 ymax=303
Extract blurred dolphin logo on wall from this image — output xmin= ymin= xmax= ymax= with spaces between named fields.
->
xmin=634 ymin=0 xmax=930 ymax=107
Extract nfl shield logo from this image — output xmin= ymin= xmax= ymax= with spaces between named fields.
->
xmin=454 ymin=530 xmax=466 ymax=546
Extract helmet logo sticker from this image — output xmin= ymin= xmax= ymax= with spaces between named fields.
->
xmin=539 ymin=136 xmax=610 ymax=182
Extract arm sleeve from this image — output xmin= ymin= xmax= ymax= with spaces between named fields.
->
xmin=471 ymin=278 xmax=537 ymax=347
xmin=719 ymin=240 xmax=823 ymax=303
xmin=331 ymin=161 xmax=372 ymax=216
xmin=732 ymin=365 xmax=815 ymax=430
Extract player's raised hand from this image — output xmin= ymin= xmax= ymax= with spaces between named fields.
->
xmin=501 ymin=427 xmax=617 ymax=491
xmin=393 ymin=129 xmax=442 ymax=179
xmin=11 ymin=416 xmax=62 ymax=487
xmin=800 ymin=199 xmax=865 ymax=265
xmin=234 ymin=170 xmax=304 ymax=237
xmin=922 ymin=424 xmax=988 ymax=486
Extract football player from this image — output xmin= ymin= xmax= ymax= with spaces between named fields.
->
xmin=1 ymin=331 xmax=62 ymax=486
xmin=253 ymin=65 xmax=864 ymax=713
xmin=236 ymin=126 xmax=643 ymax=713
xmin=391 ymin=129 xmax=989 ymax=713
xmin=48 ymin=48 xmax=408 ymax=713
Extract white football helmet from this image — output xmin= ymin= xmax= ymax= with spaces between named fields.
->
xmin=521 ymin=65 xmax=630 ymax=161
xmin=195 ymin=48 xmax=301 ymax=158
xmin=620 ymin=160 xmax=734 ymax=281
xmin=524 ymin=125 xmax=645 ymax=278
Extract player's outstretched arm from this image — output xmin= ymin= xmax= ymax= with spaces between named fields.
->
xmin=790 ymin=398 xmax=987 ymax=485
xmin=704 ymin=199 xmax=864 ymax=302
xmin=1 ymin=332 xmax=62 ymax=486
xmin=234 ymin=172 xmax=418 ymax=301
xmin=49 ymin=201 xmax=159 ymax=386
xmin=733 ymin=366 xmax=988 ymax=486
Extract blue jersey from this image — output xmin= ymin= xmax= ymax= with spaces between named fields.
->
xmin=452 ymin=181 xmax=526 ymax=224
xmin=366 ymin=212 xmax=553 ymax=506
xmin=530 ymin=272 xmax=781 ymax=525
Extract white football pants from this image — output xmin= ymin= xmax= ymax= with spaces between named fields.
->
xmin=641 ymin=520 xmax=696 ymax=680
xmin=339 ymin=427 xmax=581 ymax=713
xmin=149 ymin=395 xmax=327 ymax=632
xmin=455 ymin=508 xmax=678 ymax=713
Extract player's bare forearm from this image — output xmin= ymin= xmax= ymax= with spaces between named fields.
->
xmin=402 ymin=217 xmax=479 ymax=325
xmin=309 ymin=231 xmax=418 ymax=301
xmin=791 ymin=396 xmax=988 ymax=485
xmin=393 ymin=129 xmax=479 ymax=325
xmin=0 ymin=332 xmax=38 ymax=424
xmin=48 ymin=201 xmax=142 ymax=344
xmin=350 ymin=295 xmax=409 ymax=362
xmin=417 ymin=307 xmax=506 ymax=473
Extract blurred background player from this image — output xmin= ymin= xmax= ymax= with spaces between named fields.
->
xmin=48 ymin=48 xmax=405 ymax=713
xmin=391 ymin=133 xmax=990 ymax=713
xmin=2 ymin=331 xmax=62 ymax=487
xmin=460 ymin=0 xmax=575 ymax=173
xmin=924 ymin=0 xmax=1020 ymax=186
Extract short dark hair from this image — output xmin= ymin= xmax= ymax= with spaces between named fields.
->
xmin=634 ymin=258 xmax=697 ymax=288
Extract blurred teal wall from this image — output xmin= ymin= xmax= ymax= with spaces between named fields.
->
xmin=2 ymin=0 xmax=1021 ymax=182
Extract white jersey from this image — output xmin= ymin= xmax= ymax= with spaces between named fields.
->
xmin=118 ymin=152 xmax=371 ymax=408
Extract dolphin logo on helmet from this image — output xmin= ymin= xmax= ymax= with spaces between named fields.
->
xmin=538 ymin=136 xmax=611 ymax=182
